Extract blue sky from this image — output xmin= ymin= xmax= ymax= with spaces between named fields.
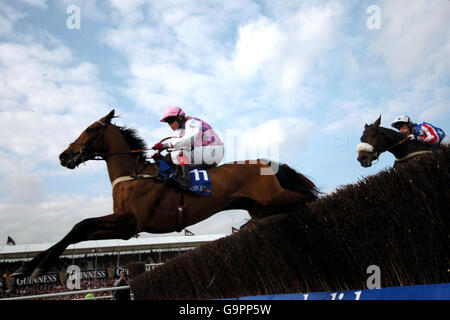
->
xmin=1 ymin=0 xmax=449 ymax=244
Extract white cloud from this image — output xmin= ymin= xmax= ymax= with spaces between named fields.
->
xmin=16 ymin=0 xmax=47 ymax=9
xmin=231 ymin=16 xmax=281 ymax=78
xmin=230 ymin=2 xmax=344 ymax=92
xmin=223 ymin=117 xmax=315 ymax=164
xmin=107 ymin=0 xmax=150 ymax=24
xmin=0 ymin=150 xmax=36 ymax=175
xmin=102 ymin=1 xmax=345 ymax=123
xmin=323 ymin=0 xmax=450 ymax=134
xmin=0 ymin=195 xmax=112 ymax=244
xmin=0 ymin=4 xmax=27 ymax=37
xmin=370 ymin=0 xmax=450 ymax=79
xmin=0 ymin=40 xmax=111 ymax=163
xmin=1 ymin=172 xmax=43 ymax=203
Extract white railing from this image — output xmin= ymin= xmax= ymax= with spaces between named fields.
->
xmin=0 ymin=285 xmax=130 ymax=300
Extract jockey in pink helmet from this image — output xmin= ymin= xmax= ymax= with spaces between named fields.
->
xmin=152 ymin=106 xmax=224 ymax=189
xmin=159 ymin=105 xmax=186 ymax=122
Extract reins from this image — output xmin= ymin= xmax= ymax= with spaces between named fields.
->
xmin=94 ymin=136 xmax=176 ymax=188
xmin=374 ymin=134 xmax=410 ymax=156
xmin=360 ymin=130 xmax=410 ymax=166
xmin=371 ymin=135 xmax=415 ymax=164
xmin=91 ymin=149 xmax=154 ymax=160
xmin=90 ymin=136 xmax=175 ymax=160
xmin=385 ymin=136 xmax=409 ymax=152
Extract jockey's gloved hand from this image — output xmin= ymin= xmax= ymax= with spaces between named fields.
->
xmin=408 ymin=134 xmax=416 ymax=141
xmin=152 ymin=142 xmax=164 ymax=150
xmin=152 ymin=141 xmax=172 ymax=150
xmin=151 ymin=153 xmax=163 ymax=161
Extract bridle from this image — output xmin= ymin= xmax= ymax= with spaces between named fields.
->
xmin=71 ymin=120 xmax=109 ymax=164
xmin=357 ymin=127 xmax=409 ymax=164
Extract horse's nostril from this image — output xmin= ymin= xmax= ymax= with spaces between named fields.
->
xmin=59 ymin=152 xmax=70 ymax=164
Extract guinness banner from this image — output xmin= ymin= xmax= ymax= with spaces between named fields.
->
xmin=11 ymin=266 xmax=130 ymax=287
xmin=14 ymin=273 xmax=59 ymax=287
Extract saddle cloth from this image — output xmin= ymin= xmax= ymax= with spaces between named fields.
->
xmin=158 ymin=160 xmax=211 ymax=196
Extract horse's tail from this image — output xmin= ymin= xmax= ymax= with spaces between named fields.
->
xmin=261 ymin=159 xmax=319 ymax=202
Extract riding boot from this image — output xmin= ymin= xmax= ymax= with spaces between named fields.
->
xmin=178 ymin=164 xmax=190 ymax=190
xmin=164 ymin=173 xmax=179 ymax=187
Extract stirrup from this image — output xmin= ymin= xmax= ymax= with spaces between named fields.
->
xmin=178 ymin=182 xmax=190 ymax=191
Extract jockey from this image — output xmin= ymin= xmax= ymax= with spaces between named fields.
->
xmin=391 ymin=115 xmax=449 ymax=146
xmin=152 ymin=106 xmax=224 ymax=189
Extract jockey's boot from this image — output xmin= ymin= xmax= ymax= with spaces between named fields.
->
xmin=178 ymin=164 xmax=190 ymax=190
xmin=160 ymin=154 xmax=179 ymax=187
xmin=164 ymin=173 xmax=179 ymax=188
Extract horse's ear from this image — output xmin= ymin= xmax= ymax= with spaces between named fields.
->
xmin=105 ymin=109 xmax=115 ymax=124
xmin=374 ymin=115 xmax=381 ymax=128
xmin=365 ymin=123 xmax=369 ymax=129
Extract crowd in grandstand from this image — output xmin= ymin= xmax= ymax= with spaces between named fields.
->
xmin=1 ymin=250 xmax=182 ymax=300
xmin=0 ymin=278 xmax=116 ymax=300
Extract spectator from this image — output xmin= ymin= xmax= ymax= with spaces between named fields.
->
xmin=113 ymin=272 xmax=130 ymax=300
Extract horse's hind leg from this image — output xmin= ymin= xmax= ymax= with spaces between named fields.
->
xmin=14 ymin=213 xmax=138 ymax=279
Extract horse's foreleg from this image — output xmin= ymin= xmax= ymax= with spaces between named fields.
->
xmin=12 ymin=250 xmax=52 ymax=278
xmin=14 ymin=213 xmax=137 ymax=279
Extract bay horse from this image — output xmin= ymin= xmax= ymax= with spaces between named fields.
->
xmin=13 ymin=109 xmax=318 ymax=279
xmin=357 ymin=116 xmax=436 ymax=168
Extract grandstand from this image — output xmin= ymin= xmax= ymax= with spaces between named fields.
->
xmin=0 ymin=234 xmax=226 ymax=299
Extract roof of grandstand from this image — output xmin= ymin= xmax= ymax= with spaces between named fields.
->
xmin=0 ymin=234 xmax=227 ymax=260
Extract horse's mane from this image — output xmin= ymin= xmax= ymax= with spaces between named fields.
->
xmin=116 ymin=126 xmax=148 ymax=155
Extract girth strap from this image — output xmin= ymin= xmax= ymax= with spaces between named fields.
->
xmin=111 ymin=174 xmax=157 ymax=189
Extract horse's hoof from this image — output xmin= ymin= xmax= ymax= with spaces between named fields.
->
xmin=12 ymin=266 xmax=32 ymax=278
xmin=30 ymin=268 xmax=45 ymax=280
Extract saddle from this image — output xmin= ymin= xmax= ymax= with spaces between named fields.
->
xmin=157 ymin=159 xmax=211 ymax=196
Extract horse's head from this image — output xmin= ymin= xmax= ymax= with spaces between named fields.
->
xmin=357 ymin=116 xmax=383 ymax=168
xmin=59 ymin=110 xmax=115 ymax=169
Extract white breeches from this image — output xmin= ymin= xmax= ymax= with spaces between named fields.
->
xmin=440 ymin=135 xmax=450 ymax=146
